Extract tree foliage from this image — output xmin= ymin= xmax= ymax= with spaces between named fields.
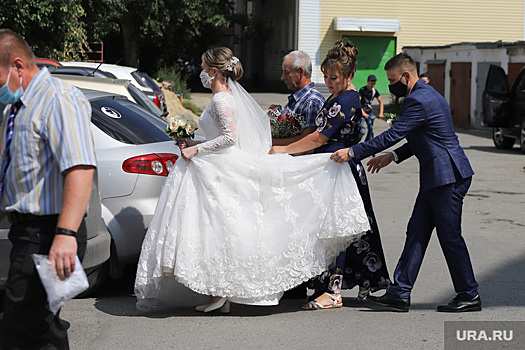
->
xmin=0 ymin=0 xmax=90 ymax=61
xmin=0 ymin=0 xmax=234 ymax=72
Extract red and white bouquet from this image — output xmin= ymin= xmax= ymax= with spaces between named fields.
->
xmin=267 ymin=106 xmax=306 ymax=138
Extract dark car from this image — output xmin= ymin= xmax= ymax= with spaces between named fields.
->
xmin=483 ymin=64 xmax=525 ymax=153
xmin=137 ymin=72 xmax=168 ymax=113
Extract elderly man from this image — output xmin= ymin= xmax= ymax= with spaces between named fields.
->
xmin=0 ymin=29 xmax=97 ymax=348
xmin=271 ymin=51 xmax=325 ymax=299
xmin=271 ymin=50 xmax=325 ymax=149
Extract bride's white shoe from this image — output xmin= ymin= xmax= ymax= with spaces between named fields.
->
xmin=203 ymin=297 xmax=230 ymax=313
xmin=195 ymin=303 xmax=210 ymax=312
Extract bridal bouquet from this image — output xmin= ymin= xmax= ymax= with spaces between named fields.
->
xmin=267 ymin=107 xmax=306 ymax=138
xmin=165 ymin=114 xmax=198 ymax=140
xmin=384 ymin=113 xmax=398 ymax=128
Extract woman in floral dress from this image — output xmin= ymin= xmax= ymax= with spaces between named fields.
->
xmin=270 ymin=40 xmax=391 ymax=309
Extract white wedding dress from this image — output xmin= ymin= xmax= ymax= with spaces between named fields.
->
xmin=135 ymin=86 xmax=370 ymax=309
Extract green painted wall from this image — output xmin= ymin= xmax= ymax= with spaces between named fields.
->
xmin=343 ymin=35 xmax=396 ymax=95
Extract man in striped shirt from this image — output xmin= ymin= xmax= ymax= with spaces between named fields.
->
xmin=0 ymin=29 xmax=97 ymax=349
xmin=271 ymin=51 xmax=325 ymax=299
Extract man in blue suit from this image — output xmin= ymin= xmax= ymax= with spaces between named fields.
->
xmin=331 ymin=53 xmax=480 ymax=312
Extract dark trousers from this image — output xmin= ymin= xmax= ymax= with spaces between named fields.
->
xmin=388 ymin=176 xmax=479 ymax=299
xmin=1 ymin=214 xmax=86 ymax=350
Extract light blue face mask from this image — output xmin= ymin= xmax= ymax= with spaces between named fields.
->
xmin=0 ymin=67 xmax=24 ymax=105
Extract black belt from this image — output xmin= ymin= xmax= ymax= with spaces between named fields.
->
xmin=7 ymin=212 xmax=59 ymax=224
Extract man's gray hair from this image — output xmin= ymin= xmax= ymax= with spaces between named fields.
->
xmin=283 ymin=50 xmax=312 ymax=79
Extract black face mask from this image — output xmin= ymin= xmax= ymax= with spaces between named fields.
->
xmin=389 ymin=74 xmax=408 ymax=98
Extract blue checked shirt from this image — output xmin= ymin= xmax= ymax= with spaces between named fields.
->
xmin=0 ymin=68 xmax=97 ymax=215
xmin=282 ymin=82 xmax=325 ymax=128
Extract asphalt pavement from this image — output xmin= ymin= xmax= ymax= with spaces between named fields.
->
xmin=61 ymin=92 xmax=525 ymax=350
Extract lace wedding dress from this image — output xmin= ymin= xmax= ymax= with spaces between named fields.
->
xmin=135 ymin=88 xmax=370 ymax=309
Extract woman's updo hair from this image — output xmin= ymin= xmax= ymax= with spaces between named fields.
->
xmin=321 ymin=40 xmax=358 ymax=79
xmin=202 ymin=47 xmax=243 ymax=81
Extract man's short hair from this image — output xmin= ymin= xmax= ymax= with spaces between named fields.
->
xmin=384 ymin=52 xmax=417 ymax=75
xmin=0 ymin=29 xmax=36 ymax=68
xmin=283 ymin=50 xmax=312 ymax=79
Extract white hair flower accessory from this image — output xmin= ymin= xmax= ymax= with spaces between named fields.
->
xmin=227 ymin=56 xmax=239 ymax=71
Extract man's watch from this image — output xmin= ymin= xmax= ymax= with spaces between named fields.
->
xmin=347 ymin=147 xmax=355 ymax=158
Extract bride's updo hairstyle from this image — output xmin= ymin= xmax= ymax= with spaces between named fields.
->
xmin=202 ymin=47 xmax=244 ymax=82
xmin=321 ymin=39 xmax=358 ymax=78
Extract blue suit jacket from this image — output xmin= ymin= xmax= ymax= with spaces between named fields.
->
xmin=352 ymin=79 xmax=474 ymax=192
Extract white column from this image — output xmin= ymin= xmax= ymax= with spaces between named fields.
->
xmin=297 ymin=0 xmax=321 ymax=84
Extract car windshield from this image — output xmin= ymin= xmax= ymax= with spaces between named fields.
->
xmin=90 ymin=98 xmax=170 ymax=144
xmin=127 ymin=83 xmax=163 ymax=119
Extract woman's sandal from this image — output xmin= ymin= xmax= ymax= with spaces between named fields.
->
xmin=302 ymin=292 xmax=342 ymax=310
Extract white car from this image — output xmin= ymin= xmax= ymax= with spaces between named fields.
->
xmin=52 ymin=74 xmax=166 ymax=120
xmin=60 ymin=61 xmax=167 ymax=113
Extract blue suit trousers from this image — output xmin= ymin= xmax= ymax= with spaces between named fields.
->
xmin=388 ymin=176 xmax=478 ymax=299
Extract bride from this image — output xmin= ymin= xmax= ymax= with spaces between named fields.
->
xmin=134 ymin=47 xmax=370 ymax=313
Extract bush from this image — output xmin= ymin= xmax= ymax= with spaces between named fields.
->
xmin=182 ymin=100 xmax=202 ymax=115
xmin=155 ymin=65 xmax=191 ymax=100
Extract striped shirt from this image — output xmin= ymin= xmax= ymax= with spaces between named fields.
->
xmin=0 ymin=68 xmax=97 ymax=215
xmin=282 ymin=82 xmax=326 ymax=128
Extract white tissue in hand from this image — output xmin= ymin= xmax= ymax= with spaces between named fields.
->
xmin=32 ymin=254 xmax=89 ymax=314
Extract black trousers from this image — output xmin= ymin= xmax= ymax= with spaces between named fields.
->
xmin=1 ymin=213 xmax=86 ymax=350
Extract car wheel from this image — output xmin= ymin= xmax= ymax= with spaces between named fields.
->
xmin=492 ymin=127 xmax=515 ymax=149
xmin=76 ymin=261 xmax=109 ymax=298
xmin=520 ymin=118 xmax=525 ymax=154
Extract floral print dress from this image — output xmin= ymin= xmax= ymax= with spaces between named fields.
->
xmin=311 ymin=89 xmax=391 ymax=296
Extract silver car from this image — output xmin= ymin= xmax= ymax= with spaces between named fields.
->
xmin=83 ymin=89 xmax=181 ymax=280
xmin=0 ymin=89 xmax=183 ymax=295
xmin=0 ymin=169 xmax=112 ymax=295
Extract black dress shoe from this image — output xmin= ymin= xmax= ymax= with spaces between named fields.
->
xmin=437 ymin=295 xmax=482 ymax=312
xmin=367 ymin=292 xmax=410 ymax=312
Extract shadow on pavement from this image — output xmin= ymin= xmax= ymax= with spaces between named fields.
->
xmin=91 ymin=250 xmax=525 ymax=317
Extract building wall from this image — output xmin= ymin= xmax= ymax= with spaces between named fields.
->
xmin=318 ymin=0 xmax=525 ymax=89
xmin=256 ymin=0 xmax=525 ymax=94
xmin=320 ymin=0 xmax=524 ymax=55
xmin=405 ymin=43 xmax=525 ymax=127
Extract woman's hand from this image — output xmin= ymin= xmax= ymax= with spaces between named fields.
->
xmin=177 ymin=138 xmax=199 ymax=150
xmin=330 ymin=148 xmax=351 ymax=163
xmin=177 ymin=138 xmax=188 ymax=150
xmin=181 ymin=146 xmax=198 ymax=161
xmin=269 ymin=146 xmax=287 ymax=154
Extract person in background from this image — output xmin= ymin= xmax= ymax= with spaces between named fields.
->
xmin=359 ymin=74 xmax=384 ymax=142
xmin=0 ymin=29 xmax=97 ymax=349
xmin=420 ymin=72 xmax=430 ymax=84
xmin=331 ymin=52 xmax=480 ymax=313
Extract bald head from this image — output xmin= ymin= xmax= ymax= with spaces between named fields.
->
xmin=0 ymin=29 xmax=36 ymax=69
